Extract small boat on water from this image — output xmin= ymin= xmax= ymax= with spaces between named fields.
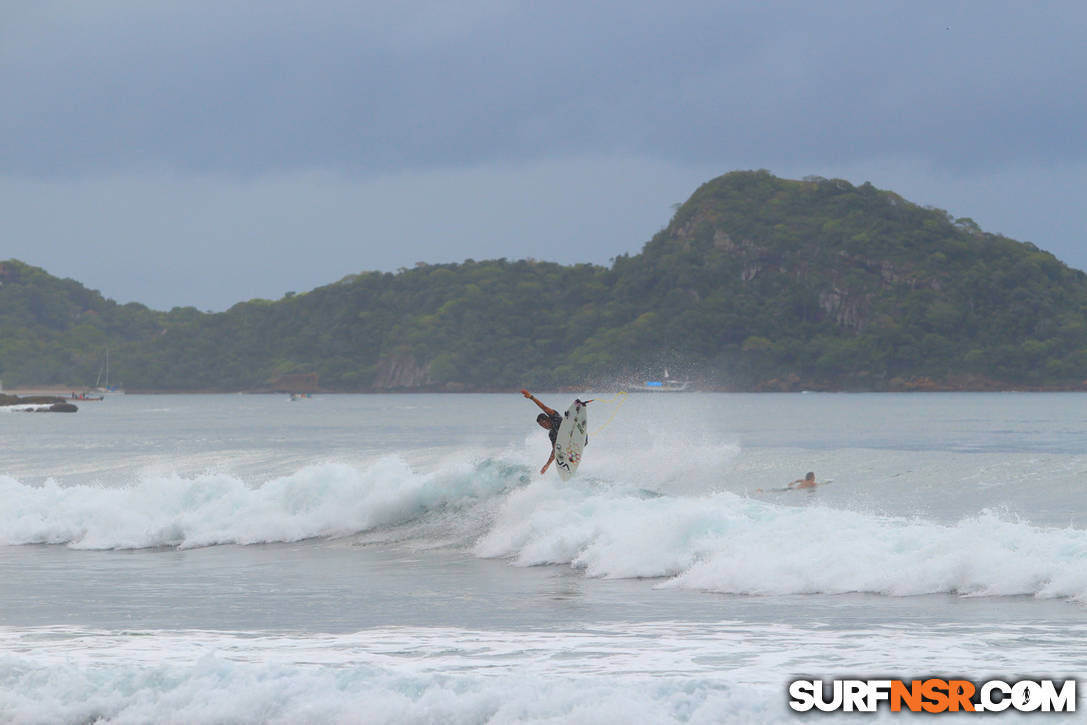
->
xmin=628 ymin=369 xmax=693 ymax=392
xmin=637 ymin=379 xmax=691 ymax=392
xmin=93 ymin=348 xmax=126 ymax=396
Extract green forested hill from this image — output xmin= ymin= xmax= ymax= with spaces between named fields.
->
xmin=4 ymin=170 xmax=1087 ymax=392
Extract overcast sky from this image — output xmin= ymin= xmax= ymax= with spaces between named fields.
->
xmin=4 ymin=1 xmax=1085 ymax=310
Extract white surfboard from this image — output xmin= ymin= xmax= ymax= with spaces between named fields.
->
xmin=554 ymin=399 xmax=589 ymax=481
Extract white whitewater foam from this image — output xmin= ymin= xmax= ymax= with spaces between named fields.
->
xmin=475 ymin=477 xmax=1087 ymax=602
xmin=2 ymin=622 xmax=1083 ymax=725
xmin=3 ymin=449 xmax=1086 ymax=603
xmin=0 ymin=454 xmax=527 ymax=550
xmin=0 ymin=625 xmax=779 ymax=725
xmin=0 ymin=403 xmax=55 ymax=413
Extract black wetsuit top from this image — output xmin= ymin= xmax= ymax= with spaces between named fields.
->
xmin=546 ymin=411 xmax=563 ymax=445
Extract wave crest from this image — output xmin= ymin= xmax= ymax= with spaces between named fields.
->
xmin=3 ymin=454 xmax=1085 ymax=602
xmin=0 ymin=456 xmax=528 ymax=550
xmin=476 ymin=479 xmax=1087 ymax=602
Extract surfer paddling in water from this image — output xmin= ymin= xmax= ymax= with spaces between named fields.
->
xmin=756 ymin=472 xmax=828 ymax=493
xmin=788 ymin=472 xmax=820 ymax=490
xmin=521 ymin=390 xmax=564 ymax=474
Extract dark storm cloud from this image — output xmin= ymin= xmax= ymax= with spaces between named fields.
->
xmin=6 ymin=1 xmax=1085 ymax=177
xmin=3 ymin=1 xmax=1086 ymax=310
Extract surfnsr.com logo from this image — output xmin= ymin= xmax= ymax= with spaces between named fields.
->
xmin=789 ymin=679 xmax=1077 ymax=713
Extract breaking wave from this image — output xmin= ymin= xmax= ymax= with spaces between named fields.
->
xmin=2 ymin=450 xmax=1085 ymax=602
xmin=0 ymin=625 xmax=786 ymax=725
xmin=0 ymin=457 xmax=527 ymax=550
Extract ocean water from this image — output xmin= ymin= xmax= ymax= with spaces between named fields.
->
xmin=0 ymin=392 xmax=1084 ymax=723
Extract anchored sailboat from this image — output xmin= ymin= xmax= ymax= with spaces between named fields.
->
xmin=94 ymin=349 xmax=125 ymax=395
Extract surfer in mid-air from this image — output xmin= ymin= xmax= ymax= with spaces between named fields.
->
xmin=521 ymin=389 xmax=564 ymax=474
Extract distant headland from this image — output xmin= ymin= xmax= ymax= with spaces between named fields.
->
xmin=3 ymin=171 xmax=1087 ymax=393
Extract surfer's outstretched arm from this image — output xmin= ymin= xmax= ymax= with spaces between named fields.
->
xmin=540 ymin=448 xmax=555 ymax=475
xmin=521 ymin=389 xmax=556 ymax=416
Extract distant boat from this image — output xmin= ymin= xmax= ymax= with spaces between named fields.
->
xmin=629 ymin=369 xmax=693 ymax=392
xmin=93 ymin=349 xmax=126 ymax=395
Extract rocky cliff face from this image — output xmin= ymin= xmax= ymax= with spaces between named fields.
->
xmin=657 ymin=176 xmax=954 ymax=336
xmin=373 ymin=352 xmax=431 ymax=389
xmin=0 ymin=394 xmax=78 ymax=412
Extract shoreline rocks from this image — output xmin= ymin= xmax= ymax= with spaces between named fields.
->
xmin=0 ymin=394 xmax=78 ymax=412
